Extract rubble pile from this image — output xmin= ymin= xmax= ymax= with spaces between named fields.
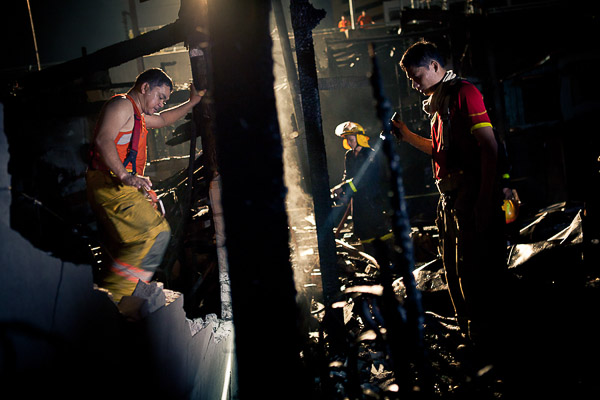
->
xmin=298 ymin=202 xmax=600 ymax=399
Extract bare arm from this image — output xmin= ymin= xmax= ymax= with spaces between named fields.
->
xmin=93 ymin=98 xmax=152 ymax=190
xmin=145 ymin=86 xmax=206 ymax=129
xmin=391 ymin=120 xmax=432 ymax=155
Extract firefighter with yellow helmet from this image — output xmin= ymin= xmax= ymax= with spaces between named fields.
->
xmin=331 ymin=121 xmax=392 ymax=255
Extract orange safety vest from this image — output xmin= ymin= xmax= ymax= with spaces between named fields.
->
xmin=90 ymin=94 xmax=148 ymax=176
xmin=338 ymin=19 xmax=350 ymax=31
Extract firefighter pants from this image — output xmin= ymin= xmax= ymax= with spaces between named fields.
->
xmin=86 ymin=169 xmax=171 ymax=302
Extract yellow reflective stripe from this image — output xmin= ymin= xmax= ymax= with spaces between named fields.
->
xmin=502 ymin=173 xmax=510 ymax=180
xmin=470 ymin=122 xmax=493 ymax=133
xmin=361 ymin=232 xmax=394 ymax=244
xmin=380 ymin=232 xmax=394 ymax=241
xmin=468 ymin=110 xmax=487 ymax=117
xmin=348 ymin=181 xmax=357 ymax=192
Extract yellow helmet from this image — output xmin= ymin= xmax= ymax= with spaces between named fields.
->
xmin=335 ymin=121 xmax=370 ymax=149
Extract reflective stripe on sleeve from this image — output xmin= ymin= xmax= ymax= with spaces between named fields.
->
xmin=470 ymin=122 xmax=493 ymax=133
xmin=348 ymin=181 xmax=357 ymax=192
xmin=110 ymin=260 xmax=153 ymax=283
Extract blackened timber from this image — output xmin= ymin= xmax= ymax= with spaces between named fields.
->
xmin=127 ymin=0 xmax=146 ymax=74
xmin=368 ymin=43 xmax=431 ymax=395
xmin=289 ymin=0 xmax=339 ymax=308
xmin=272 ymin=0 xmax=304 ymax=136
xmin=18 ymin=21 xmax=185 ymax=89
xmin=185 ymin=0 xmax=211 ymax=206
xmin=183 ymin=0 xmax=218 ymax=179
xmin=272 ymin=0 xmax=311 ymax=192
xmin=208 ymin=1 xmax=307 ymax=398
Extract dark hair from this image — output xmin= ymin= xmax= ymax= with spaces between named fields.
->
xmin=400 ymin=40 xmax=445 ymax=71
xmin=134 ymin=68 xmax=173 ymax=91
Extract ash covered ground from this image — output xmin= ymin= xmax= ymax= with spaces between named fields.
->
xmin=299 ymin=201 xmax=600 ymax=399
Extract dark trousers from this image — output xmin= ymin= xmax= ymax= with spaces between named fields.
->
xmin=436 ymin=192 xmax=508 ymax=342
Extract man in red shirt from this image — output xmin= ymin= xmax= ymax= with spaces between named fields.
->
xmin=392 ymin=41 xmax=507 ymax=351
xmin=356 ymin=10 xmax=374 ymax=28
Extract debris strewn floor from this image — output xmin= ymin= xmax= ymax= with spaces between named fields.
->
xmin=298 ymin=202 xmax=600 ymax=399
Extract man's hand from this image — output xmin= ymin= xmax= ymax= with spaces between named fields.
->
xmin=331 ymin=186 xmax=349 ymax=206
xmin=331 ymin=186 xmax=344 ymax=200
xmin=503 ymin=187 xmax=520 ymax=203
xmin=189 ymin=83 xmax=207 ymax=107
xmin=146 ymin=84 xmax=207 ymax=129
xmin=121 ymin=173 xmax=153 ymax=191
xmin=391 ymin=120 xmax=410 ymax=141
xmin=390 ymin=120 xmax=433 ymax=155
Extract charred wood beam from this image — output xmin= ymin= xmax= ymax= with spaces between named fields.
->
xmin=289 ymin=0 xmax=339 ymax=307
xmin=127 ymin=0 xmax=146 ymax=74
xmin=290 ymin=0 xmax=348 ymax=363
xmin=290 ymin=4 xmax=350 ymax=387
xmin=185 ymin=0 xmax=211 ymax=207
xmin=272 ymin=0 xmax=304 ymax=136
xmin=368 ymin=43 xmax=431 ymax=395
xmin=209 ymin=1 xmax=308 ymax=398
xmin=272 ymin=0 xmax=311 ymax=193
xmin=18 ymin=21 xmax=186 ymax=90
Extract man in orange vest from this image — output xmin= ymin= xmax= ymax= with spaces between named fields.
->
xmin=87 ymin=68 xmax=204 ymax=304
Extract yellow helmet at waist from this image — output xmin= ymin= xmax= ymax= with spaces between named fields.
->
xmin=502 ymin=199 xmax=519 ymax=224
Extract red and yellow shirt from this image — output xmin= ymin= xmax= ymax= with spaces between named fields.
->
xmin=431 ymin=81 xmax=492 ymax=180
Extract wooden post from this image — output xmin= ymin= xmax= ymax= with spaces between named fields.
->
xmin=208 ymin=1 xmax=308 ymax=398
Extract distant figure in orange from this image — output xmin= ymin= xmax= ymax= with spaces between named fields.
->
xmin=357 ymin=10 xmax=374 ymax=28
xmin=338 ymin=15 xmax=350 ymax=32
